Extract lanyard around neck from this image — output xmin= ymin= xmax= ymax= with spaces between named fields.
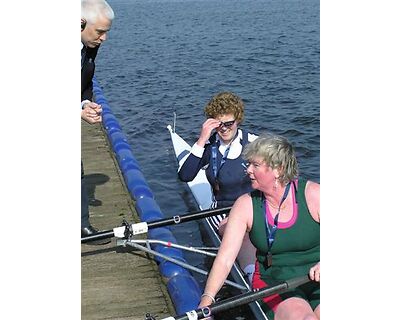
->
xmin=263 ymin=182 xmax=291 ymax=249
xmin=211 ymin=131 xmax=238 ymax=179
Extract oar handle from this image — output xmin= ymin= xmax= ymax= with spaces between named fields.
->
xmin=286 ymin=274 xmax=310 ymax=289
xmin=209 ymin=275 xmax=310 ymax=314
xmin=157 ymin=275 xmax=311 ymax=320
xmin=81 ymin=206 xmax=232 ymax=243
xmin=81 ymin=230 xmax=115 ymax=243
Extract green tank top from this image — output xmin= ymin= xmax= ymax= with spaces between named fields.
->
xmin=249 ymin=179 xmax=320 ymax=282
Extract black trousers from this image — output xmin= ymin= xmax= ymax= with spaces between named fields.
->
xmin=81 ymin=161 xmax=90 ymax=228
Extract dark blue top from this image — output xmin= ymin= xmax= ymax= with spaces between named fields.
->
xmin=178 ymin=129 xmax=256 ymax=208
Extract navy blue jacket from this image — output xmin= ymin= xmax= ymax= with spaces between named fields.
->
xmin=178 ymin=129 xmax=256 ymax=208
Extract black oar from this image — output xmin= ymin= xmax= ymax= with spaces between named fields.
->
xmin=81 ymin=206 xmax=231 ymax=243
xmin=149 ymin=275 xmax=311 ymax=320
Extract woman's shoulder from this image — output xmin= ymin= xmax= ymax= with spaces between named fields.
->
xmin=304 ymin=180 xmax=320 ymax=222
xmin=230 ymin=193 xmax=252 ymax=209
xmin=230 ymin=193 xmax=253 ymax=222
xmin=305 ymin=180 xmax=320 ymax=194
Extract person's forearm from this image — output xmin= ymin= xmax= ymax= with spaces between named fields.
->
xmin=178 ymin=143 xmax=207 ymax=181
xmin=178 ymin=154 xmax=202 ymax=181
xmin=200 ymin=253 xmax=233 ymax=305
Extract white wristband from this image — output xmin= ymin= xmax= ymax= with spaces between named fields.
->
xmin=201 ymin=293 xmax=215 ymax=303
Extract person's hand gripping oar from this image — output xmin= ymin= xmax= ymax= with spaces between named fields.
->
xmin=145 ymin=275 xmax=312 ymax=320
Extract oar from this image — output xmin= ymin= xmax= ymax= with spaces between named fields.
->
xmin=149 ymin=275 xmax=311 ymax=320
xmin=81 ymin=206 xmax=231 ymax=243
xmin=122 ymin=240 xmax=246 ymax=290
xmin=121 ymin=239 xmax=218 ymax=257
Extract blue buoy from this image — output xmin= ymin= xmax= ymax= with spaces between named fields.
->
xmin=135 ymin=197 xmax=163 ymax=221
xmin=148 ymin=227 xmax=173 ymax=240
xmin=106 ymin=126 xmax=122 ymax=139
xmin=123 ymin=168 xmax=147 ymax=188
xmin=95 ymin=97 xmax=107 ymax=105
xmin=102 ymin=113 xmax=118 ymax=124
xmin=160 ymin=259 xmax=191 ymax=279
xmin=101 ymin=107 xmax=112 ymax=116
xmin=167 ymin=275 xmax=202 ymax=314
xmin=113 ymin=141 xmax=132 ymax=153
xmin=120 ymin=158 xmax=141 ymax=173
xmin=130 ymin=184 xmax=154 ymax=200
xmin=109 ymin=131 xmax=129 ymax=146
xmin=104 ymin=120 xmax=122 ymax=133
xmin=93 ymin=78 xmax=201 ymax=316
xmin=117 ymin=149 xmax=137 ymax=168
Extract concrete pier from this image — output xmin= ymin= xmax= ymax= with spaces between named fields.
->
xmin=81 ymin=120 xmax=175 ymax=320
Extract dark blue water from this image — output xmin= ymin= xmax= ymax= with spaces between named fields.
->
xmin=95 ymin=0 xmax=319 ymax=317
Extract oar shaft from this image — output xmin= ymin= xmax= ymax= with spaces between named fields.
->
xmin=81 ymin=206 xmax=231 ymax=243
xmin=147 ymin=206 xmax=231 ymax=228
xmin=124 ymin=241 xmax=246 ymax=290
xmin=131 ymin=239 xmax=217 ymax=257
xmin=162 ymin=275 xmax=311 ymax=320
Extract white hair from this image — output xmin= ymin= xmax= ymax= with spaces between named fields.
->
xmin=81 ymin=0 xmax=115 ymax=24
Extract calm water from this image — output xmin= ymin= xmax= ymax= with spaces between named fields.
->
xmin=95 ymin=0 xmax=319 ymax=317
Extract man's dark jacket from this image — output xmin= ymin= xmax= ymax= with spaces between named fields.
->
xmin=81 ymin=46 xmax=99 ymax=101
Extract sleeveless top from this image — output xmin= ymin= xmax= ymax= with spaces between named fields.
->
xmin=249 ymin=179 xmax=320 ymax=282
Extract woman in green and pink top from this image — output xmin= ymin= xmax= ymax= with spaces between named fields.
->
xmin=199 ymin=133 xmax=320 ymax=320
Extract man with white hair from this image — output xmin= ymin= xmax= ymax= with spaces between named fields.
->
xmin=81 ymin=0 xmax=114 ymax=114
xmin=81 ymin=0 xmax=114 ymax=240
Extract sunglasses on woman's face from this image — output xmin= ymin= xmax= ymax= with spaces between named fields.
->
xmin=219 ymin=120 xmax=236 ymax=128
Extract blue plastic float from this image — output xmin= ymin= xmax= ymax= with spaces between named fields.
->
xmin=92 ymin=77 xmax=201 ymax=314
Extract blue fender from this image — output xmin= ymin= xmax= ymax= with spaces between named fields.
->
xmin=130 ymin=184 xmax=154 ymax=200
xmin=123 ymin=168 xmax=154 ymax=199
xmin=102 ymin=113 xmax=119 ymax=125
xmin=104 ymin=120 xmax=122 ymax=133
xmin=117 ymin=149 xmax=137 ymax=168
xmin=167 ymin=274 xmax=202 ymax=314
xmin=123 ymin=168 xmax=147 ymax=189
xmin=113 ymin=141 xmax=132 ymax=153
xmin=148 ymin=227 xmax=173 ymax=240
xmin=160 ymin=259 xmax=191 ymax=280
xmin=135 ymin=197 xmax=163 ymax=221
xmin=109 ymin=131 xmax=129 ymax=146
xmin=120 ymin=158 xmax=141 ymax=173
xmin=101 ymin=105 xmax=112 ymax=115
xmin=93 ymin=77 xmax=201 ymax=315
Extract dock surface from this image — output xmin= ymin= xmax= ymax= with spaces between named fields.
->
xmin=81 ymin=120 xmax=175 ymax=320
